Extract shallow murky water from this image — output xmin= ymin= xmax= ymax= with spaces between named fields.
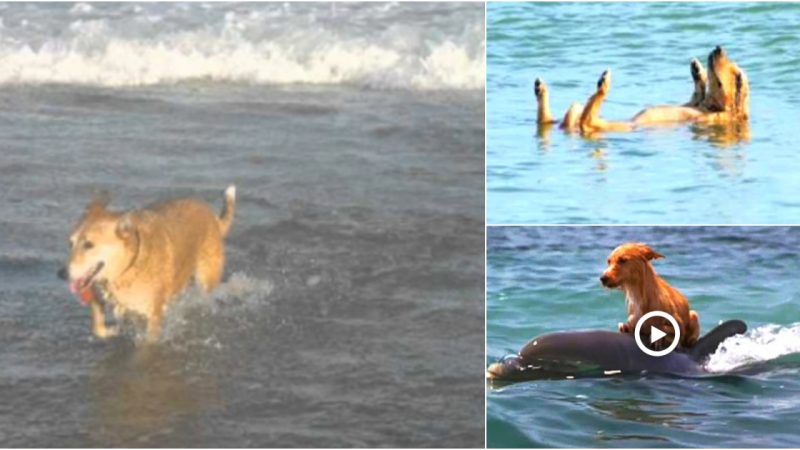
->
xmin=0 ymin=3 xmax=485 ymax=446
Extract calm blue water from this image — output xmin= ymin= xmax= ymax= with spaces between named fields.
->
xmin=487 ymin=226 xmax=800 ymax=447
xmin=487 ymin=2 xmax=800 ymax=224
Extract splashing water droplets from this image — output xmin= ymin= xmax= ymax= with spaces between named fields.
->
xmin=705 ymin=323 xmax=800 ymax=373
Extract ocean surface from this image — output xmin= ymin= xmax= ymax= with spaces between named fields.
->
xmin=487 ymin=2 xmax=800 ymax=224
xmin=487 ymin=227 xmax=800 ymax=447
xmin=0 ymin=3 xmax=485 ymax=447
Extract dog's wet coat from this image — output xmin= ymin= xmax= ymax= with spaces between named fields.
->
xmin=61 ymin=186 xmax=236 ymax=341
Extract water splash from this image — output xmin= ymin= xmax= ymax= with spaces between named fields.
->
xmin=705 ymin=323 xmax=800 ymax=373
xmin=158 ymin=272 xmax=274 ymax=347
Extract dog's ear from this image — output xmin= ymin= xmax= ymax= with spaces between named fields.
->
xmin=85 ymin=192 xmax=110 ymax=218
xmin=115 ymin=213 xmax=136 ymax=240
xmin=734 ymin=69 xmax=749 ymax=120
xmin=639 ymin=244 xmax=664 ymax=261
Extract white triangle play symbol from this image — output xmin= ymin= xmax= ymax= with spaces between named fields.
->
xmin=650 ymin=326 xmax=667 ymax=344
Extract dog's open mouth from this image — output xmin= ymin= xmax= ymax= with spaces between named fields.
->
xmin=69 ymin=261 xmax=104 ymax=304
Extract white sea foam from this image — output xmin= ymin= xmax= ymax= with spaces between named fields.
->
xmin=0 ymin=3 xmax=484 ymax=90
xmin=704 ymin=323 xmax=800 ymax=373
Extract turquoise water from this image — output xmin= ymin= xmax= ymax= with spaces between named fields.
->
xmin=487 ymin=2 xmax=800 ymax=224
xmin=487 ymin=227 xmax=800 ymax=447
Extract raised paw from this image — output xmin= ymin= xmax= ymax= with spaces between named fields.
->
xmin=534 ymin=78 xmax=546 ymax=98
xmin=690 ymin=58 xmax=707 ymax=83
xmin=596 ymin=69 xmax=611 ymax=94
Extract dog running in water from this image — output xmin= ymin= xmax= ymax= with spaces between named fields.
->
xmin=59 ymin=186 xmax=236 ymax=342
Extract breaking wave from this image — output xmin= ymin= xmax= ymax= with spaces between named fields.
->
xmin=0 ymin=3 xmax=484 ymax=90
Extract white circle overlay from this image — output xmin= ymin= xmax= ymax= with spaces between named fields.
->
xmin=633 ymin=310 xmax=681 ymax=357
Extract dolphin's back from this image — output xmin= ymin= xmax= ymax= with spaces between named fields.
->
xmin=519 ymin=330 xmax=701 ymax=375
xmin=488 ymin=320 xmax=748 ymax=382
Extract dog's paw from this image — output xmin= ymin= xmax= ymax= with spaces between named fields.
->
xmin=690 ymin=57 xmax=707 ymax=82
xmin=597 ymin=69 xmax=611 ymax=93
xmin=534 ymin=78 xmax=546 ymax=97
xmin=618 ymin=322 xmax=631 ymax=333
xmin=93 ymin=326 xmax=119 ymax=340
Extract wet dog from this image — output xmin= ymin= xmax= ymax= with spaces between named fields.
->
xmin=600 ymin=243 xmax=700 ymax=349
xmin=633 ymin=46 xmax=750 ymax=125
xmin=59 ymin=186 xmax=236 ymax=341
xmin=535 ymin=46 xmax=749 ymax=135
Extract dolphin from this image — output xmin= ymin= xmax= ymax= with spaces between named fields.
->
xmin=486 ymin=320 xmax=747 ymax=382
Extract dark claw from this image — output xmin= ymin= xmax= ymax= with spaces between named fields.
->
xmin=597 ymin=70 xmax=609 ymax=89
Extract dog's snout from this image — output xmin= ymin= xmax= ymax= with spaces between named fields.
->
xmin=57 ymin=267 xmax=68 ymax=281
xmin=600 ymin=274 xmax=610 ymax=285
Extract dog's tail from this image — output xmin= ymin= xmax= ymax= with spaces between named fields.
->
xmin=218 ymin=185 xmax=236 ymax=237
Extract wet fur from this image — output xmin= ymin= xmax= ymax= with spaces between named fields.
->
xmin=535 ymin=47 xmax=749 ymax=135
xmin=63 ymin=186 xmax=236 ymax=341
xmin=600 ymin=243 xmax=700 ymax=349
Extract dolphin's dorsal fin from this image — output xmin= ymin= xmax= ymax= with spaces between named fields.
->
xmin=688 ymin=320 xmax=747 ymax=362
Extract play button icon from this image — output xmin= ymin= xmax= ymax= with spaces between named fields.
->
xmin=634 ymin=310 xmax=681 ymax=357
xmin=650 ymin=326 xmax=667 ymax=344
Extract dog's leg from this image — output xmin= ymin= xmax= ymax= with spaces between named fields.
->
xmin=619 ymin=314 xmax=635 ymax=333
xmin=196 ymin=241 xmax=224 ymax=293
xmin=145 ymin=311 xmax=163 ymax=343
xmin=90 ymin=300 xmax=118 ymax=339
xmin=580 ymin=70 xmax=634 ymax=133
xmin=534 ymin=78 xmax=556 ymax=125
xmin=685 ymin=58 xmax=707 ymax=107
xmin=684 ymin=310 xmax=701 ymax=347
xmin=560 ymin=102 xmax=583 ymax=130
xmin=579 ymin=70 xmax=610 ymax=133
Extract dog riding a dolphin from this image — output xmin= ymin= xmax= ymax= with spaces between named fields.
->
xmin=486 ymin=320 xmax=747 ymax=382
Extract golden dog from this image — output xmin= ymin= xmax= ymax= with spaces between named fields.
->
xmin=600 ymin=243 xmax=700 ymax=349
xmin=535 ymin=46 xmax=749 ymax=135
xmin=633 ymin=46 xmax=750 ymax=125
xmin=59 ymin=186 xmax=236 ymax=341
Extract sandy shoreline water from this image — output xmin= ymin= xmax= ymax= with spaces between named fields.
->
xmin=0 ymin=2 xmax=489 ymax=446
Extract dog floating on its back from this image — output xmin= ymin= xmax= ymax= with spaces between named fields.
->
xmin=59 ymin=185 xmax=236 ymax=341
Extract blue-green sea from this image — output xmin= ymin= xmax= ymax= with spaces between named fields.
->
xmin=487 ymin=2 xmax=800 ymax=224
xmin=487 ymin=227 xmax=800 ymax=447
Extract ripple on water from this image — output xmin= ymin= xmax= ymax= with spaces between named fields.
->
xmin=487 ymin=2 xmax=800 ymax=224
